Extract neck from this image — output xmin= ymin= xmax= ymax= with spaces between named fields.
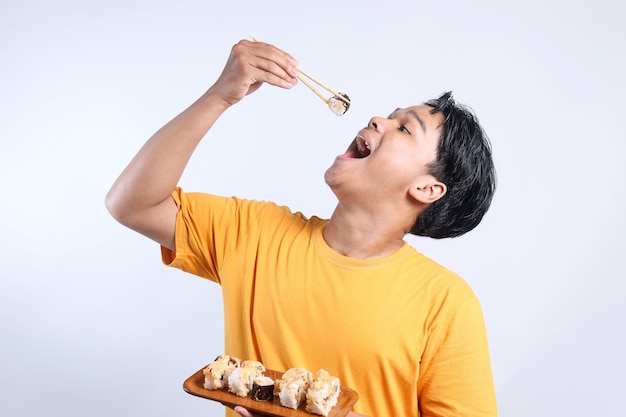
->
xmin=323 ymin=203 xmax=410 ymax=260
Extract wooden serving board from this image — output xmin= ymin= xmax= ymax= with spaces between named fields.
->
xmin=183 ymin=366 xmax=359 ymax=417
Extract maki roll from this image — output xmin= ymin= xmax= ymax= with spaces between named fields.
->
xmin=305 ymin=369 xmax=341 ymax=416
xmin=250 ymin=376 xmax=274 ymax=401
xmin=227 ymin=360 xmax=266 ymax=397
xmin=276 ymin=367 xmax=313 ymax=410
xmin=202 ymin=354 xmax=241 ymax=390
xmin=328 ymin=93 xmax=350 ymax=116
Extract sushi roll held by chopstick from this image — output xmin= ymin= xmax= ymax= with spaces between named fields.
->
xmin=328 ymin=93 xmax=351 ymax=116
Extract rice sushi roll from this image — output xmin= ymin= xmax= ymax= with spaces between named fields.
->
xmin=250 ymin=376 xmax=274 ymax=401
xmin=305 ymin=369 xmax=341 ymax=416
xmin=276 ymin=367 xmax=313 ymax=409
xmin=202 ymin=354 xmax=241 ymax=390
xmin=227 ymin=360 xmax=266 ymax=397
xmin=328 ymin=93 xmax=350 ymax=116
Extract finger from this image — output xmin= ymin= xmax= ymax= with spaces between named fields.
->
xmin=233 ymin=405 xmax=255 ymax=417
xmin=243 ymin=39 xmax=299 ymax=74
xmin=240 ymin=40 xmax=300 ymax=84
xmin=249 ymin=61 xmax=298 ymax=90
xmin=227 ymin=42 xmax=295 ymax=90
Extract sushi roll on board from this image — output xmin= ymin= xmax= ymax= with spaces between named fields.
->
xmin=250 ymin=375 xmax=275 ymax=401
xmin=305 ymin=369 xmax=341 ymax=416
xmin=227 ymin=360 xmax=266 ymax=397
xmin=276 ymin=367 xmax=314 ymax=410
xmin=202 ymin=354 xmax=241 ymax=390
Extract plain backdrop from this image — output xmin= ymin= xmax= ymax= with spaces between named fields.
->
xmin=1 ymin=0 xmax=625 ymax=416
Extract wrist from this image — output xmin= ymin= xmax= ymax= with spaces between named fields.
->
xmin=198 ymin=87 xmax=233 ymax=113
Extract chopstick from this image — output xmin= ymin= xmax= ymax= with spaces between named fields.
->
xmin=297 ymin=74 xmax=332 ymax=104
xmin=297 ymin=69 xmax=350 ymax=105
xmin=249 ymin=35 xmax=350 ymax=105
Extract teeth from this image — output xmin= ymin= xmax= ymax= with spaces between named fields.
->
xmin=356 ymin=136 xmax=370 ymax=155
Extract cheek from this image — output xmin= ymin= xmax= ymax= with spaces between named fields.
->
xmin=380 ymin=148 xmax=428 ymax=178
xmin=376 ymin=156 xmax=421 ymax=190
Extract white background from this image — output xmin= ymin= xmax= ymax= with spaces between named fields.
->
xmin=1 ymin=1 xmax=625 ymax=416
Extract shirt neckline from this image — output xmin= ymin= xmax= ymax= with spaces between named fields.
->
xmin=312 ymin=221 xmax=416 ymax=270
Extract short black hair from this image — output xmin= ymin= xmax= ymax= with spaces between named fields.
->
xmin=410 ymin=91 xmax=496 ymax=238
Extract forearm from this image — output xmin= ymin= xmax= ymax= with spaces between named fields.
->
xmin=105 ymin=88 xmax=229 ymax=226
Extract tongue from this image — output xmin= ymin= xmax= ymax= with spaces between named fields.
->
xmin=340 ymin=138 xmax=369 ymax=159
xmin=343 ymin=148 xmax=362 ymax=159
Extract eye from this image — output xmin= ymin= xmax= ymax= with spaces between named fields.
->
xmin=399 ymin=124 xmax=411 ymax=134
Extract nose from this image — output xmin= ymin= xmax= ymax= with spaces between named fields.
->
xmin=368 ymin=116 xmax=387 ymax=131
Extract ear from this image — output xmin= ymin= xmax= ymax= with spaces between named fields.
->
xmin=408 ymin=175 xmax=447 ymax=204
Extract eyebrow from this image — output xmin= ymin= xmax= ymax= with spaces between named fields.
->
xmin=391 ymin=108 xmax=427 ymax=133
xmin=407 ymin=109 xmax=427 ymax=133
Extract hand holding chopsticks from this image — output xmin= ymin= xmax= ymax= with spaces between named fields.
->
xmin=250 ymin=35 xmax=351 ymax=116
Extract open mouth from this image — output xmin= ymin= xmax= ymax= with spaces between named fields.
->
xmin=345 ymin=135 xmax=371 ymax=158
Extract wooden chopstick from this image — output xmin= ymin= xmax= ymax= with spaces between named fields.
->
xmin=297 ymin=75 xmax=330 ymax=104
xmin=249 ymin=35 xmax=350 ymax=105
xmin=297 ymin=68 xmax=350 ymax=104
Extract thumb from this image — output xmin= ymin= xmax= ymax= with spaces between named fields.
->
xmin=232 ymin=405 xmax=255 ymax=417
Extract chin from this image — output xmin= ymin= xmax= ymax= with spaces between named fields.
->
xmin=323 ymin=166 xmax=338 ymax=187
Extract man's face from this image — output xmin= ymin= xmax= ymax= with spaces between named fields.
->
xmin=324 ymin=105 xmax=444 ymax=204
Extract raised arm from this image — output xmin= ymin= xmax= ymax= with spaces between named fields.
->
xmin=105 ymin=40 xmax=299 ymax=250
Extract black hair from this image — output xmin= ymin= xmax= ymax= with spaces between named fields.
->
xmin=410 ymin=91 xmax=496 ymax=238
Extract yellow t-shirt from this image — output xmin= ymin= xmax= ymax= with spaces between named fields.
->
xmin=162 ymin=188 xmax=497 ymax=417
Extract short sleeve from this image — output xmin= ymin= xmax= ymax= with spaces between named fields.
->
xmin=160 ymin=187 xmax=265 ymax=283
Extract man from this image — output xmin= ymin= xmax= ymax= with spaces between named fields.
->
xmin=106 ymin=39 xmax=497 ymax=417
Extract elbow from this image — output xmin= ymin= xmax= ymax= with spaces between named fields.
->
xmin=105 ymin=187 xmax=133 ymax=227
